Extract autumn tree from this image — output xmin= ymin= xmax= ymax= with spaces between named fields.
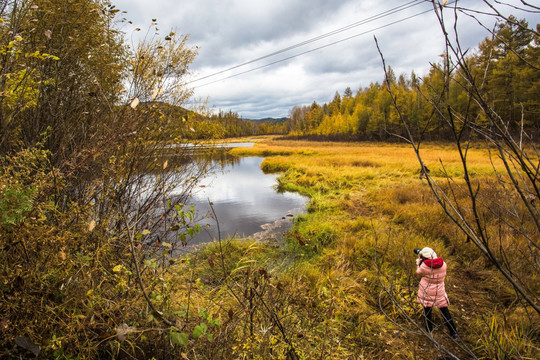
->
xmin=0 ymin=0 xmax=126 ymax=162
xmin=0 ymin=1 xmax=208 ymax=357
xmin=126 ymin=26 xmax=197 ymax=106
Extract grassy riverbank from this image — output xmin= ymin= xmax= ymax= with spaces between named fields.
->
xmin=164 ymin=137 xmax=538 ymax=359
xmin=5 ymin=137 xmax=535 ymax=359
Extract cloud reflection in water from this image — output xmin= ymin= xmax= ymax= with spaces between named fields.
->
xmin=185 ymin=156 xmax=307 ymax=244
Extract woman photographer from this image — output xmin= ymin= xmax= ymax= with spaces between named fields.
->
xmin=415 ymin=247 xmax=458 ymax=339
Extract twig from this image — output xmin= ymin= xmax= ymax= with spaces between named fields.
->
xmin=124 ymin=218 xmax=175 ymax=327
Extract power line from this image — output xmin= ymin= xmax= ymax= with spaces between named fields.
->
xmin=188 ymin=0 xmax=425 ymax=85
xmin=193 ymin=6 xmax=434 ymax=89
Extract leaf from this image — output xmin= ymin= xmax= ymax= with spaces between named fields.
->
xmin=151 ymin=87 xmax=163 ymax=100
xmin=162 ymin=159 xmax=168 ymax=169
xmin=141 ymin=229 xmax=151 ymax=235
xmin=130 ymin=97 xmax=139 ymax=109
xmin=44 ymin=29 xmax=52 ymax=39
xmin=192 ymin=323 xmax=206 ymax=339
xmin=15 ymin=336 xmax=40 ymax=356
xmin=170 ymin=331 xmax=188 ymax=347
xmin=178 ymin=233 xmax=186 ymax=244
xmin=88 ymin=219 xmax=96 ymax=232
xmin=112 ymin=264 xmax=125 ymax=273
xmin=58 ymin=251 xmax=66 ymax=261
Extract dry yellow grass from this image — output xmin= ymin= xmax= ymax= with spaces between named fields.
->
xmin=234 ymin=138 xmax=504 ymax=179
xmin=227 ymin=137 xmax=539 ymax=359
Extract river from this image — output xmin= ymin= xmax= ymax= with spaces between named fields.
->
xmin=167 ymin=144 xmax=308 ymax=247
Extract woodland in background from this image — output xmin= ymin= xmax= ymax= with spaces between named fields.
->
xmin=24 ymin=13 xmax=535 ymax=142
xmin=204 ymin=15 xmax=539 ymax=140
xmin=285 ymin=15 xmax=539 ymax=140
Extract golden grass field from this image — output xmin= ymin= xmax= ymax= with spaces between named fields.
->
xmin=161 ymin=137 xmax=539 ymax=359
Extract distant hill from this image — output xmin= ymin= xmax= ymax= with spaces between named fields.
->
xmin=142 ymin=103 xmax=289 ymax=125
xmin=247 ymin=117 xmax=288 ymax=124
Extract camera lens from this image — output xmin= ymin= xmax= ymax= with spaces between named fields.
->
xmin=414 ymin=248 xmax=421 ymax=255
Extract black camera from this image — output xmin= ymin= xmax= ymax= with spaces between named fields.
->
xmin=414 ymin=248 xmax=421 ymax=255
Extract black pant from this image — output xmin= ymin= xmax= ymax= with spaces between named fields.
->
xmin=423 ymin=306 xmax=457 ymax=336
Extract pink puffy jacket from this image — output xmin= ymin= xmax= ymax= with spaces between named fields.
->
xmin=416 ymin=258 xmax=450 ymax=308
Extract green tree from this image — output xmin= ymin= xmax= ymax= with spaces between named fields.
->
xmin=328 ymin=91 xmax=341 ymax=116
xmin=343 ymin=86 xmax=353 ymax=98
xmin=473 ymin=16 xmax=538 ymax=130
xmin=305 ymin=101 xmax=323 ymax=132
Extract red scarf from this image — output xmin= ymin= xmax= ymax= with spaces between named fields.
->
xmin=423 ymin=258 xmax=444 ymax=268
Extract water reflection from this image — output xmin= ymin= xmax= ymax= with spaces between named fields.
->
xmin=171 ymin=156 xmax=307 ymax=245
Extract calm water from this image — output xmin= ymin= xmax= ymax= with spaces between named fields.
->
xmin=171 ymin=155 xmax=308 ymax=245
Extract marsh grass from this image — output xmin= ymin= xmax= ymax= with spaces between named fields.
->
xmin=221 ymin=137 xmax=539 ymax=359
xmin=20 ymin=138 xmax=533 ymax=358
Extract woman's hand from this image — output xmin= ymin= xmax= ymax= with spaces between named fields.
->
xmin=416 ymin=258 xmax=421 ymax=266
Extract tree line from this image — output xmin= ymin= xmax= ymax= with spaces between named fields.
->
xmin=285 ymin=16 xmax=539 ymax=140
xmin=201 ymin=16 xmax=538 ymax=141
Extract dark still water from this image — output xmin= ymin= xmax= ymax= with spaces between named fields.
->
xmin=172 ymin=156 xmax=308 ymax=245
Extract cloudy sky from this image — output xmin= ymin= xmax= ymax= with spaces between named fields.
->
xmin=111 ymin=0 xmax=537 ymax=119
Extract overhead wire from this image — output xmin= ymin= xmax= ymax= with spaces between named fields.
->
xmin=192 ymin=4 xmax=436 ymax=89
xmin=188 ymin=0 xmax=429 ymax=88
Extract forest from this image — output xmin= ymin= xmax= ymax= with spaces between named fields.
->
xmin=211 ymin=15 xmax=539 ymax=140
xmin=284 ymin=14 xmax=539 ymax=140
xmin=183 ymin=14 xmax=540 ymax=141
xmin=0 ymin=0 xmax=539 ymax=359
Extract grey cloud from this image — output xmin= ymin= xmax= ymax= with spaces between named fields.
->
xmin=190 ymin=0 xmax=351 ymax=43
xmin=152 ymin=0 xmax=356 ymax=68
xmin=113 ymin=0 xmax=538 ymax=119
